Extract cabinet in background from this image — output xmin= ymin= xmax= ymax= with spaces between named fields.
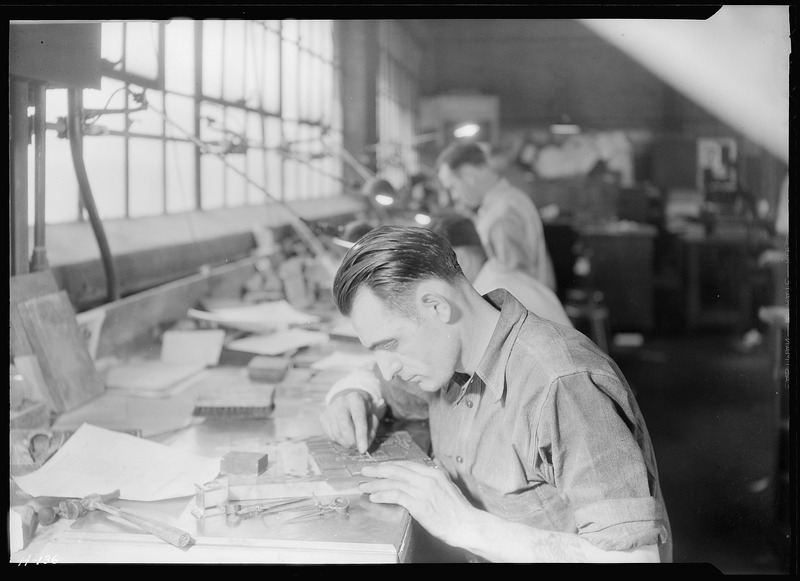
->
xmin=580 ymin=226 xmax=656 ymax=334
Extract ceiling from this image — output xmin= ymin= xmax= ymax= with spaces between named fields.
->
xmin=580 ymin=6 xmax=790 ymax=163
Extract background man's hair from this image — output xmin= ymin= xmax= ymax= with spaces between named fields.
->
xmin=428 ymin=212 xmax=484 ymax=248
xmin=333 ymin=225 xmax=464 ymax=317
xmin=435 ymin=139 xmax=490 ymax=172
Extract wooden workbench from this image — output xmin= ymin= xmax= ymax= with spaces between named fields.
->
xmin=9 ymin=336 xmax=430 ymax=564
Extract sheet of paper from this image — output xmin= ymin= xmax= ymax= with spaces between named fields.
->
xmin=210 ymin=300 xmax=320 ymax=329
xmin=12 ymin=423 xmax=220 ymax=501
xmin=161 ymin=329 xmax=225 ymax=366
xmin=186 ymin=308 xmax=279 ymax=335
xmin=310 ymin=350 xmax=375 ymax=371
xmin=105 ymin=360 xmax=207 ymax=396
xmin=226 ymin=328 xmax=329 ymax=356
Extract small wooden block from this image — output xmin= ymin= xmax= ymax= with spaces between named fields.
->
xmin=220 ymin=451 xmax=269 ymax=476
xmin=247 ymin=356 xmax=290 ymax=383
xmin=9 ymin=505 xmax=38 ymax=553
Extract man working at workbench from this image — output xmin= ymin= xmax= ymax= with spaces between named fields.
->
xmin=436 ymin=139 xmax=557 ymax=292
xmin=319 ymin=225 xmax=671 ymax=563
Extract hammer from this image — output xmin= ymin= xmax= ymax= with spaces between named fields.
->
xmin=40 ymin=490 xmax=193 ymax=548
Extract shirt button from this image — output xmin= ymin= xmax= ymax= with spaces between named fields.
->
xmin=456 ymin=456 xmax=463 ymax=464
xmin=466 ymin=399 xmax=473 ymax=408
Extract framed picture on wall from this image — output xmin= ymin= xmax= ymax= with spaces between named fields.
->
xmin=697 ymin=137 xmax=738 ymax=195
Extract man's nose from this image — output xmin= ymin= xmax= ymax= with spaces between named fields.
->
xmin=374 ymin=351 xmax=401 ymax=381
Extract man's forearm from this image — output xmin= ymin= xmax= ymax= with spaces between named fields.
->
xmin=454 ymin=508 xmax=660 ymax=563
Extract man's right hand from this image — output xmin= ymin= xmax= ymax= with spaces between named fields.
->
xmin=319 ymin=388 xmax=378 ymax=453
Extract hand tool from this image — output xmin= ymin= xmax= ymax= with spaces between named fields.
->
xmin=80 ymin=491 xmax=193 ymax=548
xmin=38 ymin=490 xmax=192 ymax=548
xmin=223 ymin=497 xmax=309 ymax=519
xmin=281 ymin=494 xmax=350 ymax=523
xmin=35 ymin=490 xmax=120 ymax=525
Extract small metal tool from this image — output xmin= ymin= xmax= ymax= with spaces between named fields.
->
xmin=224 ymin=497 xmax=308 ymax=519
xmin=282 ymin=494 xmax=350 ymax=523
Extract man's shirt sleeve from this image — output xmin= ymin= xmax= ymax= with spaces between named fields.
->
xmin=537 ymin=371 xmax=669 ymax=552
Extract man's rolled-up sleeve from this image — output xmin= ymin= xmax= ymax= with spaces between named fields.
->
xmin=574 ymin=497 xmax=668 ymax=551
xmin=541 ymin=372 xmax=668 ymax=552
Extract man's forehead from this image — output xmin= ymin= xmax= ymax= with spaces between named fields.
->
xmin=350 ymin=288 xmax=393 ymax=326
xmin=349 ymin=288 xmax=405 ymax=346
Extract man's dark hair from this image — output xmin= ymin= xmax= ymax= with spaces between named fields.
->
xmin=333 ymin=225 xmax=464 ymax=318
xmin=435 ymin=139 xmax=489 ymax=172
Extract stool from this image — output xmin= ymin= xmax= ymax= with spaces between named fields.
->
xmin=565 ymin=289 xmax=611 ymax=354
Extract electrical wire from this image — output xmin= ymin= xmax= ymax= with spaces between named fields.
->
xmin=84 ymin=87 xmax=128 ymax=126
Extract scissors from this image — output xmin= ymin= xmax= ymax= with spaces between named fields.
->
xmin=280 ymin=494 xmax=350 ymax=523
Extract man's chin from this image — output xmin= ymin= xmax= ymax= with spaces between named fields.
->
xmin=416 ymin=378 xmax=447 ymax=393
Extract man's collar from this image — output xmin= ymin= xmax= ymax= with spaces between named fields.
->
xmin=464 ymin=289 xmax=528 ymax=402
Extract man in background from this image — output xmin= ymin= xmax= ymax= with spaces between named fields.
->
xmin=436 ymin=140 xmax=557 ymax=292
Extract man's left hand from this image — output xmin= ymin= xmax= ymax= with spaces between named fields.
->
xmin=359 ymin=461 xmax=476 ymax=547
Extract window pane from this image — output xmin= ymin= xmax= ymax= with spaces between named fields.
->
xmin=202 ymin=20 xmax=223 ymax=99
xmin=247 ymin=146 xmax=265 ymax=204
xmin=223 ymin=21 xmax=246 ymax=103
xmin=282 ymin=40 xmax=299 ymax=121
xmin=225 ymin=106 xmax=247 ymax=155
xmin=83 ymin=135 xmax=126 ymax=219
xmin=284 ymin=158 xmax=298 ymax=200
xmin=199 ymin=101 xmax=225 ymax=145
xmin=225 ymin=155 xmax=247 ymax=207
xmin=266 ymin=151 xmax=282 ymax=201
xmin=246 ymin=110 xmax=266 ymax=204
xmin=101 ymin=22 xmax=124 ymax=66
xmin=244 ymin=22 xmax=263 ymax=110
xmin=201 ymin=154 xmax=225 ymax=209
xmin=129 ymin=137 xmax=164 ymax=217
xmin=297 ymin=50 xmax=310 ymax=120
xmin=165 ymin=93 xmax=196 ymax=141
xmin=44 ymin=134 xmax=80 ymax=224
xmin=263 ymin=27 xmax=281 ymax=114
xmin=166 ymin=140 xmax=196 ymax=213
xmin=129 ymin=90 xmax=163 ymax=136
xmin=125 ymin=22 xmax=160 ymax=82
xmin=165 ymin=19 xmax=195 ymax=94
xmin=45 ymin=88 xmax=68 ymax=121
xmin=264 ymin=116 xmax=282 ymax=148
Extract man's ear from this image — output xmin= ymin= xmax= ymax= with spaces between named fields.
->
xmin=415 ymin=281 xmax=453 ymax=323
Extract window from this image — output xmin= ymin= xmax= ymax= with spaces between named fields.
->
xmin=376 ymin=21 xmax=423 ymax=190
xmin=36 ymin=19 xmax=343 ymax=225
